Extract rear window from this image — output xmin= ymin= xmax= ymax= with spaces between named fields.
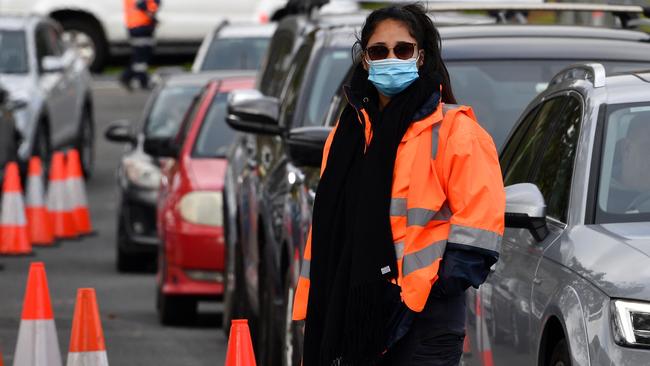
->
xmin=200 ymin=37 xmax=270 ymax=71
xmin=447 ymin=60 xmax=650 ymax=149
xmin=595 ymin=102 xmax=650 ymax=224
xmin=145 ymin=86 xmax=200 ymax=138
xmin=192 ymin=93 xmax=235 ymax=158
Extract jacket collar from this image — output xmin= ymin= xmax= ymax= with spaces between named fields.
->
xmin=343 ymin=85 xmax=443 ymax=142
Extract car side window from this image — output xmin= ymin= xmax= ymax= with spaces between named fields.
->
xmin=279 ymin=44 xmax=311 ymax=127
xmin=503 ymin=97 xmax=566 ymax=187
xmin=35 ymin=25 xmax=52 ymax=69
xmin=258 ymin=29 xmax=294 ymax=98
xmin=499 ymin=105 xmax=540 ymax=172
xmin=531 ymin=96 xmax=582 ymax=222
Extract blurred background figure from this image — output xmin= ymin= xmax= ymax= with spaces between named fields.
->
xmin=120 ymin=0 xmax=160 ymax=90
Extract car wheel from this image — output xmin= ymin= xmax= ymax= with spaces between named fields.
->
xmin=32 ymin=121 xmax=51 ymax=174
xmin=157 ymin=287 xmax=197 ymax=326
xmin=281 ymin=256 xmax=302 ymax=366
xmin=116 ymin=213 xmax=137 ymax=272
xmin=548 ymin=338 xmax=571 ymax=366
xmin=60 ymin=18 xmax=108 ymax=72
xmin=223 ymin=223 xmax=246 ymax=337
xmin=76 ymin=104 xmax=94 ymax=179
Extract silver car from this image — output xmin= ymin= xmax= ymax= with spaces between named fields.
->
xmin=0 ymin=15 xmax=94 ymax=176
xmin=464 ymin=64 xmax=650 ymax=365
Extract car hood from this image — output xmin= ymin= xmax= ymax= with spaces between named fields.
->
xmin=1 ymin=74 xmax=33 ymax=99
xmin=186 ymin=158 xmax=227 ymax=191
xmin=553 ymin=223 xmax=650 ymax=301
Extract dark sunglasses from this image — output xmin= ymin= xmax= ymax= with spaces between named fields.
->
xmin=365 ymin=42 xmax=417 ymax=61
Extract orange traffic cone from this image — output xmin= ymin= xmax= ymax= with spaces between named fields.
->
xmin=66 ymin=288 xmax=108 ymax=366
xmin=0 ymin=344 xmax=4 ymax=366
xmin=26 ymin=157 xmax=55 ymax=246
xmin=13 ymin=262 xmax=63 ymax=366
xmin=225 ymin=319 xmax=256 ymax=366
xmin=47 ymin=152 xmax=77 ymax=240
xmin=65 ymin=150 xmax=93 ymax=236
xmin=0 ymin=162 xmax=31 ymax=255
xmin=476 ymin=290 xmax=494 ymax=366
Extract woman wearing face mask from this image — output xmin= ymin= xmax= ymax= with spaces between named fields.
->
xmin=292 ymin=4 xmax=505 ymax=366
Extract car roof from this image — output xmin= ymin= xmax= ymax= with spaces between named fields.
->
xmin=604 ymin=71 xmax=650 ymax=105
xmin=442 ymin=26 xmax=650 ymax=61
xmin=217 ymin=22 xmax=277 ymax=38
xmin=161 ymin=71 xmax=256 ymax=88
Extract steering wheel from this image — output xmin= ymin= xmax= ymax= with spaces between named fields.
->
xmin=625 ymin=191 xmax=650 ymax=212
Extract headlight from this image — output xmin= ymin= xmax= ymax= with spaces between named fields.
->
xmin=178 ymin=191 xmax=223 ymax=227
xmin=123 ymin=157 xmax=161 ymax=189
xmin=612 ymin=299 xmax=650 ymax=347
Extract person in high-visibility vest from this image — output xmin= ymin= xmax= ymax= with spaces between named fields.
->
xmin=293 ymin=4 xmax=505 ymax=366
xmin=119 ymin=0 xmax=160 ymax=90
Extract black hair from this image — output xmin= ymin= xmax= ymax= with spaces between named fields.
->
xmin=354 ymin=3 xmax=457 ymax=103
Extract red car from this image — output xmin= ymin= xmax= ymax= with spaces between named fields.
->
xmin=153 ymin=73 xmax=255 ymax=324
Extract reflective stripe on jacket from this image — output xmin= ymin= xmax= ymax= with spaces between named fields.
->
xmin=293 ymin=100 xmax=505 ymax=319
xmin=124 ymin=0 xmax=159 ymax=29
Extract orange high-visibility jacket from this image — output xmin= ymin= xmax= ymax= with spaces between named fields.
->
xmin=293 ymin=101 xmax=505 ymax=319
xmin=124 ymin=0 xmax=159 ymax=29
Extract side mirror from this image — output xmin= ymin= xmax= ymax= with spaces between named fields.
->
xmin=226 ymin=89 xmax=281 ymax=135
xmin=143 ymin=137 xmax=178 ymax=158
xmin=286 ymin=126 xmax=331 ymax=167
xmin=504 ymin=183 xmax=549 ymax=242
xmin=104 ymin=120 xmax=136 ymax=145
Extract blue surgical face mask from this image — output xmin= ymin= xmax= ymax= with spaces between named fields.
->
xmin=367 ymin=56 xmax=420 ymax=97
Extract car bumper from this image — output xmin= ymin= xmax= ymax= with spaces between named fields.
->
xmin=120 ymin=186 xmax=160 ymax=253
xmin=161 ymin=224 xmax=225 ymax=297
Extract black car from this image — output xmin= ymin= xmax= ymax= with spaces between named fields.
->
xmin=224 ymin=4 xmax=650 ymax=366
xmin=105 ymin=71 xmax=253 ymax=272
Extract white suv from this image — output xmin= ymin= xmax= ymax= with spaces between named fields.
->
xmin=0 ymin=15 xmax=94 ymax=176
xmin=0 ymin=0 xmax=288 ymax=72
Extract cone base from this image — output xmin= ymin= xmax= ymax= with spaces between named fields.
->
xmin=72 ymin=208 xmax=93 ymax=236
xmin=27 ymin=208 xmax=55 ymax=245
xmin=52 ymin=211 xmax=78 ymax=240
xmin=0 ymin=226 xmax=32 ymax=255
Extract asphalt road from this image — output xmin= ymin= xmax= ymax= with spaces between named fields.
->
xmin=0 ymin=79 xmax=227 ymax=365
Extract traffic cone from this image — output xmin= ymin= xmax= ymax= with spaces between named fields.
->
xmin=0 ymin=162 xmax=31 ymax=255
xmin=476 ymin=290 xmax=494 ymax=366
xmin=13 ymin=262 xmax=63 ymax=366
xmin=26 ymin=157 xmax=55 ymax=246
xmin=65 ymin=150 xmax=93 ymax=236
xmin=225 ymin=319 xmax=256 ymax=366
xmin=66 ymin=288 xmax=108 ymax=366
xmin=46 ymin=152 xmax=77 ymax=240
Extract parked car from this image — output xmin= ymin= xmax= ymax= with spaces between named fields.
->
xmin=0 ymin=0 xmax=288 ymax=71
xmin=192 ymin=22 xmax=276 ymax=73
xmin=104 ymin=72 xmax=252 ymax=271
xmin=0 ymin=84 xmax=25 ymax=180
xmin=151 ymin=74 xmax=255 ymax=325
xmin=224 ymin=4 xmax=650 ymax=366
xmin=0 ymin=14 xmax=94 ymax=177
xmin=464 ymin=64 xmax=650 ymax=366
xmin=224 ymin=18 xmax=357 ymax=365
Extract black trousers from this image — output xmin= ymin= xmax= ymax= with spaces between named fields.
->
xmin=380 ymin=292 xmax=466 ymax=366
xmin=121 ymin=25 xmax=155 ymax=88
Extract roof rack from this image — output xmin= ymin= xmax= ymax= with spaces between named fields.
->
xmin=357 ymin=1 xmax=650 ymax=28
xmin=549 ymin=63 xmax=606 ymax=88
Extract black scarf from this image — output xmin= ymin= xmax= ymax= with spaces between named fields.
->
xmin=303 ymin=64 xmax=442 ymax=365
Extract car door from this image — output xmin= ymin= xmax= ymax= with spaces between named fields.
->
xmin=49 ymin=23 xmax=81 ymax=144
xmin=467 ymin=95 xmax=582 ymax=365
xmin=35 ymin=22 xmax=67 ymax=147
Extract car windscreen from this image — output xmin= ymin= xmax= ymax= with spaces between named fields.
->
xmin=595 ymin=102 xmax=650 ymax=224
xmin=200 ymin=37 xmax=270 ymax=71
xmin=144 ymin=86 xmax=201 ymax=139
xmin=0 ymin=30 xmax=28 ymax=74
xmin=192 ymin=93 xmax=235 ymax=158
xmin=302 ymin=48 xmax=352 ymax=127
xmin=447 ymin=60 xmax=650 ymax=149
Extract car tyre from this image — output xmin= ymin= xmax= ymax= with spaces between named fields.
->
xmin=222 ymin=218 xmax=246 ymax=337
xmin=76 ymin=103 xmax=95 ymax=179
xmin=32 ymin=120 xmax=51 ymax=174
xmin=548 ymin=338 xmax=571 ymax=366
xmin=59 ymin=18 xmax=108 ymax=73
xmin=157 ymin=287 xmax=197 ymax=326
